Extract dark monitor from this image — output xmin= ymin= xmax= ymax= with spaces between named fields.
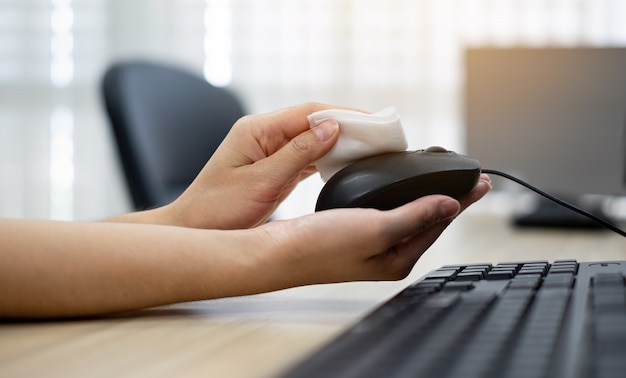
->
xmin=464 ymin=47 xmax=626 ymax=226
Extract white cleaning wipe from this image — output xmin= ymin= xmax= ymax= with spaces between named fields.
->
xmin=308 ymin=106 xmax=408 ymax=182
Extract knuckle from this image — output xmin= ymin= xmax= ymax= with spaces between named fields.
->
xmin=298 ymin=101 xmax=325 ymax=113
xmin=290 ymin=134 xmax=312 ymax=155
xmin=233 ymin=114 xmax=254 ymax=129
xmin=392 ymin=268 xmax=413 ymax=281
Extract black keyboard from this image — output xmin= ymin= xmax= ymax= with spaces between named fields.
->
xmin=280 ymin=260 xmax=626 ymax=378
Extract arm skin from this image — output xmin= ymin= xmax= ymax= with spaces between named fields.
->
xmin=0 ymin=102 xmax=492 ymax=319
xmin=0 ymin=185 xmax=489 ymax=319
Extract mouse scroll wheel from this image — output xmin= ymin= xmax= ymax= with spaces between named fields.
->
xmin=425 ymin=146 xmax=449 ymax=153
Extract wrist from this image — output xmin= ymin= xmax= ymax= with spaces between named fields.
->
xmin=246 ymin=220 xmax=325 ymax=291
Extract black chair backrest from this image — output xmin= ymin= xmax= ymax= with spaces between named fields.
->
xmin=101 ymin=61 xmax=245 ymax=209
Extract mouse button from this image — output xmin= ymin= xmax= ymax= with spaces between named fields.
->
xmin=367 ymin=151 xmax=461 ymax=181
xmin=424 ymin=146 xmax=449 ymax=153
xmin=406 ymin=153 xmax=462 ymax=175
xmin=345 ymin=153 xmax=414 ymax=181
xmin=422 ymin=153 xmax=481 ymax=171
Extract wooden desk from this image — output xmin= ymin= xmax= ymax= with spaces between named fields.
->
xmin=1 ymin=214 xmax=625 ymax=378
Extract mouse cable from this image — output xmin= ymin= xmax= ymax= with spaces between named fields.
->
xmin=481 ymin=169 xmax=626 ymax=238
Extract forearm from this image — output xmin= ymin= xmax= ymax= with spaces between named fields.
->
xmin=105 ymin=204 xmax=178 ymax=225
xmin=104 ymin=199 xmax=225 ymax=229
xmin=0 ymin=184 xmax=490 ymax=319
xmin=0 ymin=219 xmax=264 ymax=319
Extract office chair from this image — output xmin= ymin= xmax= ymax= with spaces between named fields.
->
xmin=101 ymin=60 xmax=246 ymax=210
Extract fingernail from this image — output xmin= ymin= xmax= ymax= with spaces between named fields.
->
xmin=440 ymin=198 xmax=461 ymax=220
xmin=480 ymin=178 xmax=493 ymax=191
xmin=312 ymin=119 xmax=339 ymax=142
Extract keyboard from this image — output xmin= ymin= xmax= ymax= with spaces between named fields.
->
xmin=280 ymin=260 xmax=626 ymax=378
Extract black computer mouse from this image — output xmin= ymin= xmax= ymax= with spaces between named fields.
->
xmin=315 ymin=146 xmax=481 ymax=211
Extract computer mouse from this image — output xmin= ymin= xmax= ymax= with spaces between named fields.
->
xmin=315 ymin=146 xmax=481 ymax=211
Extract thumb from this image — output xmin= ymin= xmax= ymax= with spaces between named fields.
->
xmin=383 ymin=195 xmax=461 ymax=242
xmin=258 ymin=119 xmax=339 ymax=183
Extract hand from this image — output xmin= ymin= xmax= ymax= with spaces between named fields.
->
xmin=165 ymin=102 xmax=349 ymax=229
xmin=0 ymin=175 xmax=490 ymax=318
xmin=244 ymin=175 xmax=492 ymax=291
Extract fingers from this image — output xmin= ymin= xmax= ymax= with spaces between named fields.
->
xmin=259 ymin=102 xmax=363 ymax=140
xmin=368 ymin=177 xmax=492 ymax=279
xmin=373 ymin=196 xmax=459 ymax=274
xmin=253 ymin=119 xmax=340 ymax=186
xmin=385 ymin=173 xmax=491 ymax=247
xmin=380 ymin=195 xmax=460 ymax=245
xmin=459 ymin=173 xmax=492 ymax=209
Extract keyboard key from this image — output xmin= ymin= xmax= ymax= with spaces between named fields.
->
xmin=548 ymin=266 xmax=577 ymax=274
xmin=553 ymin=259 xmax=577 ymax=264
xmin=508 ymin=276 xmax=542 ymax=290
xmin=522 ymin=262 xmax=549 ymax=269
xmin=439 ymin=264 xmax=466 ymax=270
xmin=442 ymin=281 xmax=476 ymax=291
xmin=409 ymin=278 xmax=446 ymax=288
xmin=549 ymin=261 xmax=578 ymax=275
xmin=455 ymin=272 xmax=484 ymax=281
xmin=425 ymin=269 xmax=458 ymax=280
xmin=517 ymin=268 xmax=546 ymax=276
xmin=592 ymin=289 xmax=625 ymax=308
xmin=461 ymin=267 xmax=489 ymax=275
xmin=467 ymin=265 xmax=491 ymax=270
xmin=592 ymin=272 xmax=625 ymax=287
xmin=495 ymin=263 xmax=520 ymax=270
xmin=542 ymin=274 xmax=575 ymax=288
xmin=486 ymin=269 xmax=516 ymax=280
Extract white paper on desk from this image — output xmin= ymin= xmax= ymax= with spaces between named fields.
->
xmin=308 ymin=106 xmax=408 ymax=182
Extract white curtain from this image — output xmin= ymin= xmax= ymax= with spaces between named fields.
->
xmin=1 ymin=0 xmax=625 ymax=219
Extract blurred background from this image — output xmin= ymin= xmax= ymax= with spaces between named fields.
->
xmin=1 ymin=0 xmax=626 ymax=221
